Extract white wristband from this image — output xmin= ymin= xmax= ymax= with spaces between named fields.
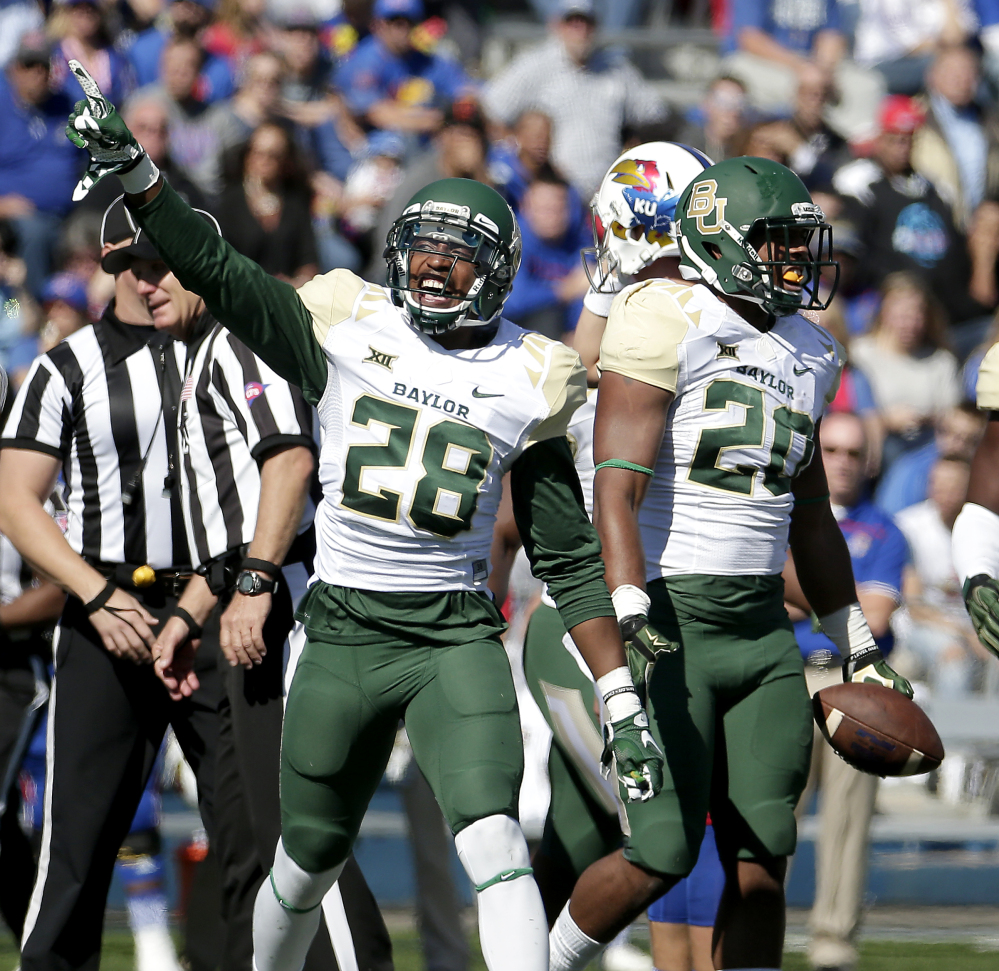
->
xmin=817 ymin=602 xmax=877 ymax=659
xmin=611 ymin=584 xmax=650 ymax=622
xmin=119 ymin=153 xmax=161 ymax=195
xmin=596 ymin=666 xmax=641 ymax=721
xmin=952 ymin=502 xmax=999 ymax=587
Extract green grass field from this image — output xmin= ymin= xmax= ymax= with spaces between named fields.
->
xmin=0 ymin=931 xmax=991 ymax=971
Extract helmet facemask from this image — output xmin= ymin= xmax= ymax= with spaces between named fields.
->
xmin=737 ymin=214 xmax=840 ymax=316
xmin=385 ymin=207 xmax=516 ymax=335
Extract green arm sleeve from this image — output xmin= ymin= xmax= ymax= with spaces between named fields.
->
xmin=131 ymin=182 xmax=328 ymax=405
xmin=510 ymin=436 xmax=615 ymax=630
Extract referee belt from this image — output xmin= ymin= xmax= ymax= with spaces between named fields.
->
xmin=84 ymin=560 xmax=193 ymax=598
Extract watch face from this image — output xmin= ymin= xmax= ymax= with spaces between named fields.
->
xmin=237 ymin=572 xmax=257 ymax=595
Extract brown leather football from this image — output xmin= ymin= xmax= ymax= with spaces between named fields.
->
xmin=812 ymin=682 xmax=944 ymax=777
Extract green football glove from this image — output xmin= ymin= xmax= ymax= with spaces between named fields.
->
xmin=600 ymin=708 xmax=665 ymax=804
xmin=65 ymin=60 xmax=148 ymax=201
xmin=619 ymin=614 xmax=678 ymax=706
xmin=963 ymin=574 xmax=999 ymax=658
xmin=843 ymin=646 xmax=913 ymax=698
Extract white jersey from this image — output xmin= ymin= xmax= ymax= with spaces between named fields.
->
xmin=296 ymin=270 xmax=586 ymax=592
xmin=566 ymin=389 xmax=597 ymax=518
xmin=600 ymin=279 xmax=843 ymax=579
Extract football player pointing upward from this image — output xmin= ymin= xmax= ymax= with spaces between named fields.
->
xmin=64 ymin=66 xmax=664 ymax=971
xmin=547 ymin=158 xmax=913 ymax=971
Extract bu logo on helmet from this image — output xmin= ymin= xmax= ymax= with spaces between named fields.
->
xmin=687 ymin=179 xmax=728 ymax=235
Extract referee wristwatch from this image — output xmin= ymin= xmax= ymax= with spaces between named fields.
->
xmin=235 ymin=570 xmax=278 ymax=596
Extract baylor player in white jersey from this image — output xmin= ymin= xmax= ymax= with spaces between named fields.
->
xmin=64 ymin=64 xmax=665 ymax=971
xmin=488 ymin=146 xmax=713 ymax=934
xmin=547 ymin=158 xmax=913 ymax=971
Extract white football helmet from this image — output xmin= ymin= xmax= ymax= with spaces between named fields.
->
xmin=585 ymin=142 xmax=714 ymax=291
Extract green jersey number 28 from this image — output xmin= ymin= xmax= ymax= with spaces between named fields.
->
xmin=689 ymin=379 xmax=815 ymax=497
xmin=341 ymin=394 xmax=493 ymax=537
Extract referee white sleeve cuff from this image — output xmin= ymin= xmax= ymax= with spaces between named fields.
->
xmin=953 ymin=502 xmax=999 ymax=586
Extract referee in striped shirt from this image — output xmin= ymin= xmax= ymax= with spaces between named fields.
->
xmin=0 ymin=199 xmax=223 ymax=971
xmin=109 ymin=215 xmax=393 ymax=971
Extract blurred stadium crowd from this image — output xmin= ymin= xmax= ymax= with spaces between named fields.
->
xmin=2 ymin=0 xmax=999 ymax=698
xmin=1 ymin=1 xmax=999 ymax=971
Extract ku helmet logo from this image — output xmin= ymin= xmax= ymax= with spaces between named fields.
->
xmin=687 ymin=179 xmax=728 ymax=235
xmin=610 ymin=158 xmax=677 ymax=246
xmin=244 ymin=381 xmax=268 ymax=406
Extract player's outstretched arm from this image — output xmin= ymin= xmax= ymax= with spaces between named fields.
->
xmin=64 ymin=62 xmax=328 ymax=404
xmin=790 ymin=424 xmax=912 ymax=697
xmin=509 ymin=436 xmax=664 ymax=803
xmin=954 ymin=416 xmax=999 ymax=657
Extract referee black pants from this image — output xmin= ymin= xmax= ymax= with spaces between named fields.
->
xmin=20 ymin=592 xmax=222 ymax=971
xmin=212 ymin=580 xmax=393 ymax=971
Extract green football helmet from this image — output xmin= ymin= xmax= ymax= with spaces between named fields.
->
xmin=384 ymin=178 xmax=522 ymax=334
xmin=675 ymin=157 xmax=839 ymax=317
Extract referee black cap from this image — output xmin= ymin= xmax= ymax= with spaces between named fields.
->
xmin=101 ymin=195 xmax=222 ymax=274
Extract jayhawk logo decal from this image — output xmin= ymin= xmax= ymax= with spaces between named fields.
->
xmin=610 ymin=159 xmax=678 ymax=246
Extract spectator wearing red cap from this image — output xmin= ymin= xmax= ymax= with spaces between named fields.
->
xmin=834 ymin=93 xmax=997 ymax=356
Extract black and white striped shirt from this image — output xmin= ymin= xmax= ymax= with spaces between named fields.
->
xmin=179 ymin=319 xmax=315 ymax=568
xmin=0 ymin=307 xmax=190 ymax=570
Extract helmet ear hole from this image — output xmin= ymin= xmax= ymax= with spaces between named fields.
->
xmin=704 ymin=242 xmax=723 ymax=261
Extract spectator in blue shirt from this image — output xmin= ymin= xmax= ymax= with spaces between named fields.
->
xmin=488 ymin=110 xmax=553 ymax=212
xmin=334 ymin=0 xmax=472 ymax=143
xmin=127 ymin=0 xmax=233 ymax=104
xmin=503 ymin=169 xmax=590 ymax=340
xmin=49 ymin=0 xmax=136 ymax=109
xmin=876 ymin=403 xmax=984 ymax=515
xmin=723 ymin=0 xmax=884 ymax=140
xmin=0 ymin=38 xmax=79 ymax=297
xmin=783 ymin=410 xmax=909 ymax=971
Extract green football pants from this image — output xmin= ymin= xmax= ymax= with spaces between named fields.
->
xmin=523 ymin=602 xmax=622 ymax=878
xmin=523 ymin=574 xmax=813 ymax=880
xmin=281 ymin=582 xmax=524 ymax=873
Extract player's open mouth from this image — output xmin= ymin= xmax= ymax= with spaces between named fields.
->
xmin=415 ymin=276 xmax=462 ymax=308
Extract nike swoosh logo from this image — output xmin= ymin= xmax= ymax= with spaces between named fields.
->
xmin=793 ymin=365 xmax=813 ymax=375
xmin=472 ymin=387 xmax=503 ymax=398
xmin=498 ymin=870 xmax=518 ymax=881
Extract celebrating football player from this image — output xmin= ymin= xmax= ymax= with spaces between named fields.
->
xmin=545 ymin=157 xmax=913 ymax=971
xmin=63 ymin=63 xmax=664 ymax=971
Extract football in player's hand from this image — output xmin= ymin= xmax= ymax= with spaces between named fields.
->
xmin=812 ymin=682 xmax=944 ymax=777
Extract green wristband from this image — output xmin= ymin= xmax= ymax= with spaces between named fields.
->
xmin=794 ymin=492 xmax=830 ymax=506
xmin=595 ymin=459 xmax=655 ymax=477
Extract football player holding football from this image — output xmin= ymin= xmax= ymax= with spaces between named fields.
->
xmin=490 ymin=138 xmax=711 ymax=897
xmin=546 ymin=157 xmax=913 ymax=971
xmin=63 ymin=64 xmax=664 ymax=971
xmin=488 ymin=142 xmax=723 ymax=971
